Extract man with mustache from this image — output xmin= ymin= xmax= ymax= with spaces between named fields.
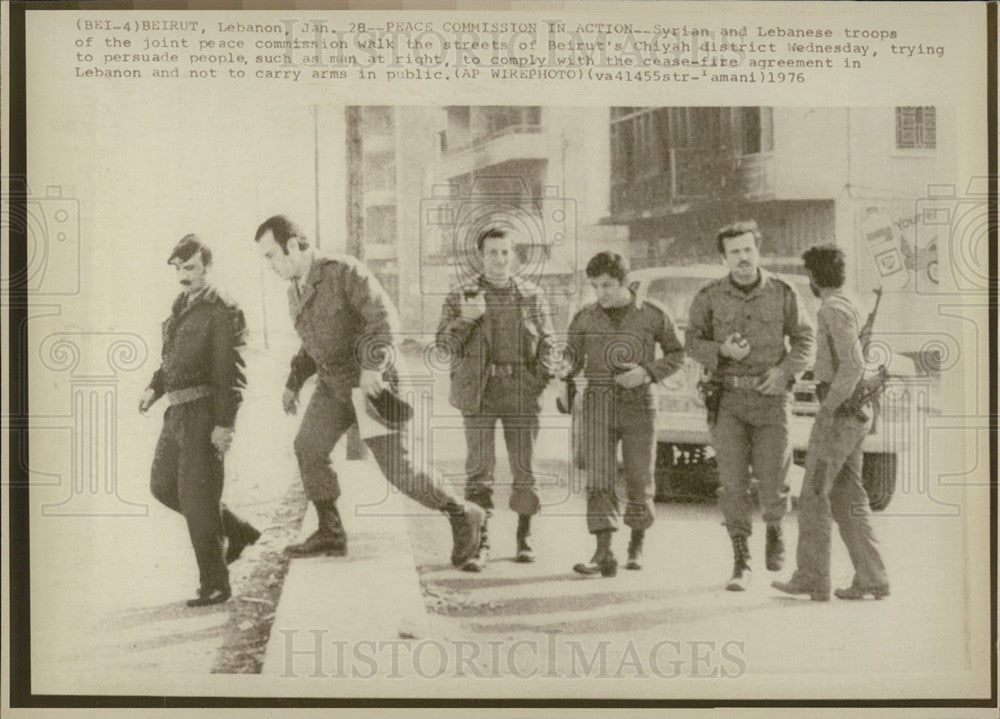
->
xmin=140 ymin=234 xmax=260 ymax=607
xmin=686 ymin=221 xmax=815 ymax=591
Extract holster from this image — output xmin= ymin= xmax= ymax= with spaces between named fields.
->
xmin=697 ymin=376 xmax=724 ymax=426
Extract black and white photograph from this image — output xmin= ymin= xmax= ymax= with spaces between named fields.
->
xmin=3 ymin=1 xmax=995 ymax=714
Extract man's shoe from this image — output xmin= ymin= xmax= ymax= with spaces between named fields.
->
xmin=726 ymin=535 xmax=752 ymax=591
xmin=514 ymin=514 xmax=535 ymax=563
xmin=573 ymin=555 xmax=618 ymax=577
xmin=226 ymin=524 xmax=262 ymax=564
xmin=765 ymin=525 xmax=785 ymax=572
xmin=461 ymin=545 xmax=488 ymax=573
xmin=834 ymin=584 xmax=890 ymax=600
xmin=186 ymin=586 xmax=231 ymax=607
xmin=449 ymin=503 xmax=485 ymax=567
xmin=515 ymin=538 xmax=535 ymax=563
xmin=626 ymin=529 xmax=644 ymax=570
xmin=771 ymin=579 xmax=830 ymax=602
xmin=285 ymin=530 xmax=347 ymax=557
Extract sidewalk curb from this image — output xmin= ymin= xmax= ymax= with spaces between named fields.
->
xmin=261 ymin=461 xmax=431 ymax=677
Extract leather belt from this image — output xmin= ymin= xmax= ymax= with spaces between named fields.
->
xmin=487 ymin=363 xmax=524 ymax=378
xmin=720 ymin=374 xmax=765 ymax=390
xmin=167 ymin=384 xmax=212 ymax=406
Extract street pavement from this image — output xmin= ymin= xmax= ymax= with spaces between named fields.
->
xmin=26 ymin=351 xmax=990 ymax=700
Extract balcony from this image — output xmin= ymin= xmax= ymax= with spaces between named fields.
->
xmin=438 ymin=124 xmax=548 ymax=179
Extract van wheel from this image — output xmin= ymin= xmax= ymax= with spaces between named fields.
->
xmin=862 ymin=453 xmax=897 ymax=512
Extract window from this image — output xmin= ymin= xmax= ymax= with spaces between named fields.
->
xmin=739 ymin=107 xmax=773 ymax=155
xmin=896 ymin=106 xmax=936 ymax=149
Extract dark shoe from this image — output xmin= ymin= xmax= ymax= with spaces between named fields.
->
xmin=449 ymin=503 xmax=485 ymax=567
xmin=765 ymin=525 xmax=785 ymax=572
xmin=771 ymin=579 xmax=830 ymax=602
xmin=514 ymin=514 xmax=535 ymax=563
xmin=285 ymin=529 xmax=347 ymax=557
xmin=186 ymin=586 xmax=231 ymax=607
xmin=726 ymin=535 xmax=751 ymax=591
xmin=515 ymin=538 xmax=535 ymax=563
xmin=226 ymin=524 xmax=262 ymax=564
xmin=626 ymin=529 xmax=644 ymax=570
xmin=573 ymin=554 xmax=618 ymax=577
xmin=834 ymin=584 xmax=890 ymax=600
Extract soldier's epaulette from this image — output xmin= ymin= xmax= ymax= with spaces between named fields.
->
xmin=696 ymin=275 xmax=728 ymax=296
xmin=205 ymin=287 xmax=241 ymax=311
xmin=765 ymin=271 xmax=801 ymax=296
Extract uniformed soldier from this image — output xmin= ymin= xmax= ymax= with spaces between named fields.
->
xmin=436 ymin=227 xmax=554 ymax=572
xmin=253 ymin=215 xmax=484 ymax=567
xmin=140 ymin=235 xmax=261 ymax=607
xmin=562 ymin=252 xmax=685 ymax=576
xmin=686 ymin=221 xmax=815 ymax=591
xmin=772 ymin=244 xmax=889 ymax=601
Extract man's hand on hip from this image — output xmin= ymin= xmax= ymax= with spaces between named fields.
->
xmin=282 ymin=388 xmax=299 ymax=415
xmin=756 ymin=366 xmax=790 ymax=395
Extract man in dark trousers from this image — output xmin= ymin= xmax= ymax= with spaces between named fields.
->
xmin=140 ymin=234 xmax=260 ymax=607
xmin=254 ymin=215 xmax=483 ymax=566
xmin=562 ymin=252 xmax=685 ymax=576
xmin=772 ymin=244 xmax=889 ymax=602
xmin=436 ymin=227 xmax=554 ymax=572
xmin=686 ymin=221 xmax=815 ymax=591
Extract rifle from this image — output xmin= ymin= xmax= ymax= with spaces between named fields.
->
xmin=837 ymin=287 xmax=889 ymax=420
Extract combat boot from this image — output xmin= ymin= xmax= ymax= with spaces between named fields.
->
xmin=461 ymin=510 xmax=490 ymax=572
xmin=765 ymin=524 xmax=785 ymax=571
xmin=626 ymin=529 xmax=645 ymax=570
xmin=446 ymin=501 xmax=485 ymax=567
xmin=515 ymin=514 xmax=535 ymax=563
xmin=726 ymin=534 xmax=751 ymax=591
xmin=573 ymin=529 xmax=618 ymax=577
xmin=285 ymin=501 xmax=347 ymax=557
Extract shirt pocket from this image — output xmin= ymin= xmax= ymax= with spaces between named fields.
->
xmin=712 ymin=304 xmax=739 ymax=339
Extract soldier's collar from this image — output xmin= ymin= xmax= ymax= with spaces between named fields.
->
xmin=301 ymin=251 xmax=325 ymax=286
xmin=175 ymin=284 xmax=215 ymax=313
xmin=725 ymin=269 xmax=773 ymax=298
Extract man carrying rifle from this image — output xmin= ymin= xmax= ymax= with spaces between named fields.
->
xmin=772 ymin=244 xmax=890 ymax=602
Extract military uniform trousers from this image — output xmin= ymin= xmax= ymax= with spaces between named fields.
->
xmin=581 ymin=384 xmax=656 ymax=534
xmin=294 ymin=376 xmax=455 ymax=511
xmin=461 ymin=374 xmax=543 ymax=516
xmin=149 ymin=397 xmax=254 ymax=592
xmin=710 ymin=388 xmax=791 ymax=538
xmin=789 ymin=408 xmax=887 ymax=593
